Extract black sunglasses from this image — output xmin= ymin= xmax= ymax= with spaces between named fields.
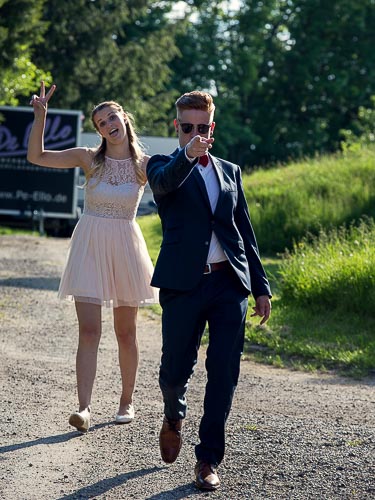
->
xmin=178 ymin=121 xmax=212 ymax=134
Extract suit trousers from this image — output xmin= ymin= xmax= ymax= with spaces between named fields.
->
xmin=159 ymin=265 xmax=248 ymax=466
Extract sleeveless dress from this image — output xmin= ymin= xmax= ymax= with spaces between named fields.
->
xmin=58 ymin=156 xmax=158 ymax=308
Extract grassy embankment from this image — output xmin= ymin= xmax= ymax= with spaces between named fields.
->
xmin=139 ymin=146 xmax=375 ymax=377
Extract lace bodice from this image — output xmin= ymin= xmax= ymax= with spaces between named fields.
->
xmin=84 ymin=157 xmax=144 ymax=219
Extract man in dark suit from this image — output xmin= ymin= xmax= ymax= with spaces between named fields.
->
xmin=147 ymin=91 xmax=271 ymax=490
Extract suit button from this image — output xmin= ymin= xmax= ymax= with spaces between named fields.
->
xmin=211 ymin=220 xmax=215 ymax=226
xmin=205 ymin=241 xmax=209 ymax=246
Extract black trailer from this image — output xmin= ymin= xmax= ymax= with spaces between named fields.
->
xmin=0 ymin=105 xmax=82 ymax=235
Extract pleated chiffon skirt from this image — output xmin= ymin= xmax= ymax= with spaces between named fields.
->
xmin=58 ymin=214 xmax=158 ymax=308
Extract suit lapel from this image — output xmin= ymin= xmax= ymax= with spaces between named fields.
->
xmin=212 ymin=157 xmax=224 ymax=188
xmin=192 ymin=168 xmax=212 ymax=211
xmin=211 ymin=157 xmax=226 ymax=214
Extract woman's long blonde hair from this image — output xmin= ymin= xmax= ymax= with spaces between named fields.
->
xmin=87 ymin=101 xmax=146 ymax=185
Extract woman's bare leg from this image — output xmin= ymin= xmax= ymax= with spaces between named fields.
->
xmin=113 ymin=306 xmax=139 ymax=414
xmin=74 ymin=301 xmax=102 ymax=411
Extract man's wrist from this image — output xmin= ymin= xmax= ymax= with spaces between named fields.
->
xmin=185 ymin=146 xmax=196 ymax=162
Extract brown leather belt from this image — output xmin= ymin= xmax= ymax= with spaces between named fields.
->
xmin=204 ymin=260 xmax=230 ymax=274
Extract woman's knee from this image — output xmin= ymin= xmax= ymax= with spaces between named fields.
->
xmin=115 ymin=325 xmax=137 ymax=345
xmin=75 ymin=302 xmax=101 ymax=344
xmin=78 ymin=322 xmax=101 ymax=344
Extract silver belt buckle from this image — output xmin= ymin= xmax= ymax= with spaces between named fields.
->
xmin=204 ymin=263 xmax=212 ymax=274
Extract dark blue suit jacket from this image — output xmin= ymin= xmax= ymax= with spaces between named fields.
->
xmin=147 ymin=148 xmax=271 ymax=298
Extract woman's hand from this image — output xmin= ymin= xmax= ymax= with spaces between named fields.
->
xmin=29 ymin=81 xmax=56 ymax=113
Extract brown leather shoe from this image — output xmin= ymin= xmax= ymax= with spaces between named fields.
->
xmin=194 ymin=460 xmax=220 ymax=490
xmin=159 ymin=417 xmax=182 ymax=463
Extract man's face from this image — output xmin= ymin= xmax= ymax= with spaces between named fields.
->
xmin=174 ymin=109 xmax=215 ymax=148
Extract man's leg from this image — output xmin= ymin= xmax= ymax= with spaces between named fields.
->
xmin=158 ymin=287 xmax=206 ymax=463
xmin=195 ymin=269 xmax=248 ymax=467
xmin=159 ymin=287 xmax=206 ymax=420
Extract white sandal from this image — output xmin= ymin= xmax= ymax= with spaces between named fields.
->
xmin=69 ymin=407 xmax=91 ymax=433
xmin=115 ymin=403 xmax=135 ymax=424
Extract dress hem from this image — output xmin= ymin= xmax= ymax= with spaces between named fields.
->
xmin=58 ymin=294 xmax=159 ymax=309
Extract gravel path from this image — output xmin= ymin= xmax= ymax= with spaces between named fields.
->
xmin=0 ymin=235 xmax=374 ymax=499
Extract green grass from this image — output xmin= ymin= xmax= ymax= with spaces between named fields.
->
xmin=244 ymin=146 xmax=375 ymax=254
xmin=137 ymin=213 xmax=162 ymax=265
xmin=278 ymin=218 xmax=375 ymax=313
xmin=245 ymin=300 xmax=375 ymax=378
xmin=245 ymin=221 xmax=375 ymax=377
xmin=0 ymin=226 xmax=38 ymax=236
xmin=137 ymin=174 xmax=375 ymax=377
xmin=138 ymin=219 xmax=375 ymax=377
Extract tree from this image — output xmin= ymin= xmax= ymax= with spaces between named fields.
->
xmin=31 ymin=0 xmax=180 ymax=133
xmin=255 ymin=0 xmax=375 ymax=164
xmin=169 ymin=1 xmax=282 ymax=163
xmin=170 ymin=0 xmax=375 ymax=167
xmin=0 ymin=0 xmax=51 ymax=106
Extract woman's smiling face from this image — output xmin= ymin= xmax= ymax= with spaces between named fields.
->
xmin=93 ymin=105 xmax=127 ymax=142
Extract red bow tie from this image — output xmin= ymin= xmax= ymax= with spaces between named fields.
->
xmin=199 ymin=155 xmax=209 ymax=167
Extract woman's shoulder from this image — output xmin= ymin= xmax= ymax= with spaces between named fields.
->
xmin=140 ymin=154 xmax=151 ymax=184
xmin=85 ymin=147 xmax=99 ymax=166
xmin=75 ymin=147 xmax=95 ymax=161
xmin=67 ymin=147 xmax=95 ymax=174
xmin=86 ymin=148 xmax=97 ymax=159
xmin=141 ymin=154 xmax=151 ymax=168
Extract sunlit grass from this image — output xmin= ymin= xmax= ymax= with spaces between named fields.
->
xmin=245 ymin=222 xmax=375 ymax=377
xmin=246 ymin=302 xmax=375 ymax=377
xmin=244 ymin=146 xmax=375 ymax=254
xmin=278 ymin=218 xmax=375 ymax=313
xmin=0 ymin=226 xmax=38 ymax=236
xmin=137 ymin=213 xmax=161 ymax=265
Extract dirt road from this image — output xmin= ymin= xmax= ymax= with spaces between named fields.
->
xmin=0 ymin=235 xmax=374 ymax=499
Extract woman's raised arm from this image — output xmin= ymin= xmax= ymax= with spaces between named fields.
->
xmin=27 ymin=81 xmax=91 ymax=172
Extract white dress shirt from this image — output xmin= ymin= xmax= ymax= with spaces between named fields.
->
xmin=196 ymin=157 xmax=227 ymax=264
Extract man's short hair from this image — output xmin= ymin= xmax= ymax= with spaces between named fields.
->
xmin=175 ymin=91 xmax=215 ymax=114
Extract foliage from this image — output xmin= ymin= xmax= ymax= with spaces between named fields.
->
xmin=340 ymin=96 xmax=375 ymax=153
xmin=139 ymin=147 xmax=375 ymax=258
xmin=137 ymin=146 xmax=375 ymax=375
xmin=249 ymin=0 xmax=375 ymax=165
xmin=169 ymin=0 xmax=375 ymax=166
xmin=0 ymin=0 xmax=51 ymax=105
xmin=0 ymin=225 xmax=38 ymax=236
xmin=138 ymin=146 xmax=375 ymax=257
xmin=139 ymin=209 xmax=375 ymax=376
xmin=0 ymin=54 xmax=52 ymax=106
xmin=245 ymin=302 xmax=375 ymax=377
xmin=30 ymin=0 xmax=180 ymax=133
xmin=2 ymin=0 xmax=373 ymax=165
xmin=137 ymin=213 xmax=161 ymax=265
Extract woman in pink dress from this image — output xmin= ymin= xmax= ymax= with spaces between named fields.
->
xmin=28 ymin=82 xmax=158 ymax=433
